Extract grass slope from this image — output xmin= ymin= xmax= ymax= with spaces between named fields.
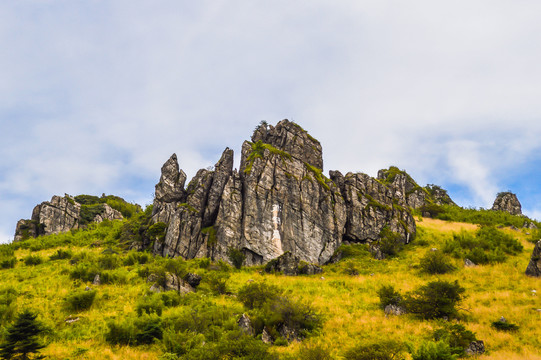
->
xmin=0 ymin=217 xmax=540 ymax=359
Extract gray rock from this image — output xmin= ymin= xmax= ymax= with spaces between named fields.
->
xmin=464 ymin=258 xmax=476 ymax=267
xmin=264 ymin=252 xmax=322 ymax=276
xmin=491 ymin=192 xmax=522 ymax=215
xmin=14 ymin=194 xmax=124 ymax=241
xmin=466 ymin=340 xmax=485 ymax=356
xmin=261 ymin=327 xmax=273 ymax=344
xmin=149 ymin=273 xmax=195 ymax=294
xmin=92 ymin=274 xmax=101 ymax=285
xmin=384 ymin=304 xmax=406 ymax=316
xmin=238 ymin=313 xmax=254 ymax=336
xmin=154 ymin=153 xmax=186 ymax=203
xmin=183 ymin=273 xmax=202 ymax=288
xmin=526 ymin=240 xmax=541 ymax=277
xmin=278 ymin=323 xmax=300 ymax=342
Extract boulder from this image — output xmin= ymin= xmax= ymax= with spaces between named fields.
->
xmin=238 ymin=313 xmax=254 ymax=336
xmin=264 ymin=252 xmax=322 ymax=276
xmin=466 ymin=340 xmax=485 ymax=356
xmin=491 ymin=192 xmax=522 ymax=215
xmin=183 ymin=273 xmax=202 ymax=288
xmin=526 ymin=240 xmax=541 ymax=277
xmin=148 ymin=273 xmax=195 ymax=294
xmin=384 ymin=304 xmax=406 ymax=316
xmin=464 ymin=258 xmax=476 ymax=267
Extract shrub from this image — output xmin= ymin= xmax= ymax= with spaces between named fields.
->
xmin=238 ymin=282 xmax=282 ymax=310
xmin=411 ymin=340 xmax=458 ymax=360
xmin=443 ymin=227 xmax=523 ymax=264
xmin=0 ymin=257 xmax=16 ymax=269
xmin=97 ymin=254 xmax=120 ymax=270
xmin=377 ymin=285 xmax=402 ymax=309
xmin=106 ymin=319 xmax=137 ymax=345
xmin=256 ymin=297 xmax=322 ymax=339
xmin=136 ymin=294 xmax=164 ymax=316
xmin=207 ymin=272 xmax=230 ymax=295
xmin=23 ymin=255 xmax=43 ymax=266
xmin=344 ymin=339 xmax=407 ymax=360
xmin=135 ymin=315 xmax=163 ymax=344
xmin=433 ymin=323 xmax=477 ymax=357
xmin=404 ymin=280 xmax=465 ymax=319
xmin=296 ymin=343 xmax=333 ymax=360
xmin=419 ymin=251 xmax=455 ymax=274
xmin=148 ymin=222 xmax=167 ymax=240
xmin=378 ymin=227 xmax=404 ymax=257
xmin=227 ymin=247 xmax=246 ymax=269
xmin=49 ymin=249 xmax=72 ymax=260
xmin=491 ymin=319 xmax=519 ymax=331
xmin=65 ymin=289 xmax=97 ymax=311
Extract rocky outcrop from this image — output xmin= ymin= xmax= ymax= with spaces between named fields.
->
xmin=150 ymin=120 xmax=418 ymax=266
xmin=14 ymin=195 xmax=123 ymax=241
xmin=376 ymin=167 xmax=455 ymax=209
xmin=264 ymin=252 xmax=322 ymax=275
xmin=525 ymin=240 xmax=541 ymax=277
xmin=492 ymin=192 xmax=522 ymax=215
xmin=332 ymin=171 xmax=415 ymax=245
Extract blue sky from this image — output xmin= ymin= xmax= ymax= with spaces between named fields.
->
xmin=2 ymin=1 xmax=541 ymax=243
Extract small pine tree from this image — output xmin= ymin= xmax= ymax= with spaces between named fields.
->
xmin=0 ymin=310 xmax=45 ymax=360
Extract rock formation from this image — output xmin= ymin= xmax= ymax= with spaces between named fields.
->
xmin=14 ymin=195 xmax=123 ymax=241
xmin=525 ymin=240 xmax=541 ymax=277
xmin=492 ymin=192 xmax=522 ymax=215
xmin=151 ymin=120 xmax=417 ymax=266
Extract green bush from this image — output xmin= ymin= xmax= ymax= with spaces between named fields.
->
xmin=0 ymin=257 xmax=16 ymax=269
xmin=344 ymin=339 xmax=406 ymax=360
xmin=411 ymin=340 xmax=458 ymax=360
xmin=106 ymin=319 xmax=137 ymax=345
xmin=136 ymin=294 xmax=164 ymax=316
xmin=433 ymin=323 xmax=477 ymax=357
xmin=49 ymin=249 xmax=73 ymax=260
xmin=124 ymin=252 xmax=151 ymax=266
xmin=135 ymin=315 xmax=163 ymax=344
xmin=443 ymin=227 xmax=523 ymax=264
xmin=377 ymin=285 xmax=402 ymax=309
xmin=65 ymin=289 xmax=97 ymax=311
xmin=295 ymin=343 xmax=333 ymax=360
xmin=207 ymin=272 xmax=230 ymax=295
xmin=238 ymin=282 xmax=282 ymax=310
xmin=491 ymin=319 xmax=519 ymax=331
xmin=378 ymin=227 xmax=404 ymax=257
xmin=404 ymin=280 xmax=465 ymax=319
xmin=419 ymin=251 xmax=455 ymax=274
xmin=23 ymin=255 xmax=43 ymax=266
xmin=227 ymin=247 xmax=246 ymax=269
xmin=97 ymin=254 xmax=120 ymax=270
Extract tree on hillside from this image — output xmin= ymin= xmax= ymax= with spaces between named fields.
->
xmin=0 ymin=310 xmax=45 ymax=360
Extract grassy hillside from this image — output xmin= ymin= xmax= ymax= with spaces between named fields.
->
xmin=0 ymin=214 xmax=540 ymax=359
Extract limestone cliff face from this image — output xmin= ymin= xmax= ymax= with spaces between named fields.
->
xmin=492 ymin=192 xmax=522 ymax=215
xmin=151 ymin=120 xmax=417 ymax=266
xmin=14 ymin=195 xmax=123 ymax=241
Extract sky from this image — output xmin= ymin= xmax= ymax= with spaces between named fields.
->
xmin=2 ymin=1 xmax=541 ymax=243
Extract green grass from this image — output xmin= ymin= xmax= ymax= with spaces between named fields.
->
xmin=0 ymin=215 xmax=540 ymax=359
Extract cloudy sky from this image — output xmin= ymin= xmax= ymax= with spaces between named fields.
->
xmin=2 ymin=1 xmax=541 ymax=243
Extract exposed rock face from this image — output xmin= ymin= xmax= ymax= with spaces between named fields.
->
xmin=14 ymin=195 xmax=123 ymax=241
xmin=238 ymin=314 xmax=254 ymax=336
xmin=333 ymin=171 xmax=415 ymax=244
xmin=150 ymin=120 xmax=417 ymax=266
xmin=525 ymin=240 xmax=541 ymax=277
xmin=466 ymin=340 xmax=485 ymax=356
xmin=376 ymin=168 xmax=456 ymax=209
xmin=148 ymin=273 xmax=195 ymax=294
xmin=492 ymin=192 xmax=522 ymax=215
